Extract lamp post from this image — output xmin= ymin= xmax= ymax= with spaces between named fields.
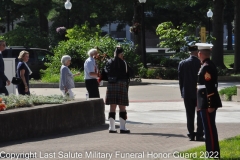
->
xmin=139 ymin=0 xmax=147 ymax=68
xmin=64 ymin=0 xmax=72 ymax=28
xmin=207 ymin=9 xmax=213 ymax=38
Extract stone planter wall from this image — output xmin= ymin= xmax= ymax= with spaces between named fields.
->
xmin=232 ymin=85 xmax=240 ymax=102
xmin=0 ymin=99 xmax=105 ymax=142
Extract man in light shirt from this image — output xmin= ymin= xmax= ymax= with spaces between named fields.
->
xmin=84 ymin=48 xmax=100 ymax=98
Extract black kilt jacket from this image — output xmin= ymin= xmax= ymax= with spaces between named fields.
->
xmin=197 ymin=58 xmax=222 ymax=109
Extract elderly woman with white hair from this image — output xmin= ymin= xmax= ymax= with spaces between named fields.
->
xmin=84 ymin=48 xmax=100 ymax=98
xmin=59 ymin=55 xmax=80 ymax=99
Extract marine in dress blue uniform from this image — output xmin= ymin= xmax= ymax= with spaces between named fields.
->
xmin=178 ymin=45 xmax=204 ymax=141
xmin=196 ymin=43 xmax=222 ymax=159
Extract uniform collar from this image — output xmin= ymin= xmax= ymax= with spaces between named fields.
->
xmin=190 ymin=55 xmax=198 ymax=59
xmin=202 ymin=58 xmax=210 ymax=63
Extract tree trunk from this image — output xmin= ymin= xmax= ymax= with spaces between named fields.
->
xmin=227 ymin=21 xmax=233 ymax=50
xmin=212 ymin=0 xmax=225 ymax=68
xmin=38 ymin=1 xmax=48 ymax=37
xmin=38 ymin=6 xmax=48 ymax=37
xmin=234 ymin=0 xmax=240 ymax=72
xmin=133 ymin=0 xmax=142 ymax=56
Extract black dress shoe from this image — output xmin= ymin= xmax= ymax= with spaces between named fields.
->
xmin=196 ymin=136 xmax=205 ymax=141
xmin=109 ymin=130 xmax=117 ymax=133
xmin=187 ymin=134 xmax=195 ymax=141
xmin=120 ymin=129 xmax=130 ymax=134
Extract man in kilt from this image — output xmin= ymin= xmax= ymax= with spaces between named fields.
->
xmin=104 ymin=46 xmax=133 ymax=133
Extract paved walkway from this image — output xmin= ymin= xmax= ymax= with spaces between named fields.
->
xmin=0 ymin=79 xmax=239 ymax=160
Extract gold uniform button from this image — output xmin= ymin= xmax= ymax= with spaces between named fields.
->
xmin=202 ymin=92 xmax=204 ymax=94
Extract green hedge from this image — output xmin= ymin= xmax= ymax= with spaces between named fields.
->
xmin=219 ymin=86 xmax=237 ymax=101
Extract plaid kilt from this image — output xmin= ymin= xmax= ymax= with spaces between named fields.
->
xmin=105 ymin=81 xmax=129 ymax=106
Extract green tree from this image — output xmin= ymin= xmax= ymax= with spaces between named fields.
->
xmin=3 ymin=26 xmax=49 ymax=48
xmin=156 ymin=21 xmax=198 ymax=59
xmin=13 ymin=0 xmax=52 ymax=36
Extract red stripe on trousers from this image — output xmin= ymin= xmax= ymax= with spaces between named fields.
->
xmin=206 ymin=109 xmax=214 ymax=151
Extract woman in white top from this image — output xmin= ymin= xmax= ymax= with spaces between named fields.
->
xmin=59 ymin=55 xmax=80 ymax=99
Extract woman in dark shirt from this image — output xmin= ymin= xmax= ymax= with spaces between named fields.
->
xmin=17 ymin=50 xmax=32 ymax=95
xmin=105 ymin=47 xmax=133 ymax=134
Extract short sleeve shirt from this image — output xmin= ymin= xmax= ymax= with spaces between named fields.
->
xmin=84 ymin=57 xmax=98 ymax=80
xmin=17 ymin=62 xmax=30 ymax=85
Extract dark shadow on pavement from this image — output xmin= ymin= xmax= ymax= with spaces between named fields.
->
xmin=0 ymin=124 xmax=108 ymax=148
xmin=129 ymin=132 xmax=186 ymax=138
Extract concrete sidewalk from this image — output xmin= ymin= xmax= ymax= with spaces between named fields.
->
xmin=0 ymin=79 xmax=239 ymax=160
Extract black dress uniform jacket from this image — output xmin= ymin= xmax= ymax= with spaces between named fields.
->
xmin=197 ymin=58 xmax=222 ymax=109
xmin=178 ymin=55 xmax=201 ymax=99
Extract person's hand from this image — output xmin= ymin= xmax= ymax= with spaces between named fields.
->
xmin=25 ymin=86 xmax=29 ymax=92
xmin=196 ymin=107 xmax=201 ymax=111
xmin=64 ymin=87 xmax=68 ymax=93
xmin=208 ymin=108 xmax=215 ymax=113
xmin=75 ymin=72 xmax=80 ymax=76
xmin=6 ymin=80 xmax=10 ymax=86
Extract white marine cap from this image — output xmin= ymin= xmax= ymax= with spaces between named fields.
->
xmin=195 ymin=43 xmax=213 ymax=50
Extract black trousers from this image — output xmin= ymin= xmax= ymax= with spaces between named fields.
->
xmin=85 ymin=79 xmax=100 ymax=98
xmin=0 ymin=86 xmax=9 ymax=96
xmin=184 ymin=98 xmax=204 ymax=136
xmin=200 ymin=109 xmax=220 ymax=159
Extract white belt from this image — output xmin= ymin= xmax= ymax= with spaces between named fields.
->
xmin=197 ymin=84 xmax=218 ymax=89
xmin=197 ymin=85 xmax=205 ymax=89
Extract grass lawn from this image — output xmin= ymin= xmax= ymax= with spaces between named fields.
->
xmin=181 ymin=135 xmax=240 ymax=160
xmin=224 ymin=55 xmax=234 ymax=68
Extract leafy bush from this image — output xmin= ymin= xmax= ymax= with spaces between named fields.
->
xmin=155 ymin=68 xmax=178 ymax=79
xmin=1 ymin=94 xmax=69 ymax=110
xmin=138 ymin=66 xmax=148 ymax=78
xmin=160 ymin=57 xmax=180 ymax=67
xmin=138 ymin=67 xmax=178 ymax=79
xmin=172 ymin=51 xmax=189 ymax=60
xmin=217 ymin=67 xmax=229 ymax=76
xmin=219 ymin=86 xmax=237 ymax=101
xmin=42 ymin=23 xmax=142 ymax=80
xmin=147 ymin=55 xmax=163 ymax=66
xmin=41 ymin=69 xmax=84 ymax=83
xmin=146 ymin=69 xmax=158 ymax=79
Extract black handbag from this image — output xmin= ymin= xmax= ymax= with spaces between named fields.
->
xmin=108 ymin=77 xmax=117 ymax=83
xmin=11 ymin=77 xmax=22 ymax=85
